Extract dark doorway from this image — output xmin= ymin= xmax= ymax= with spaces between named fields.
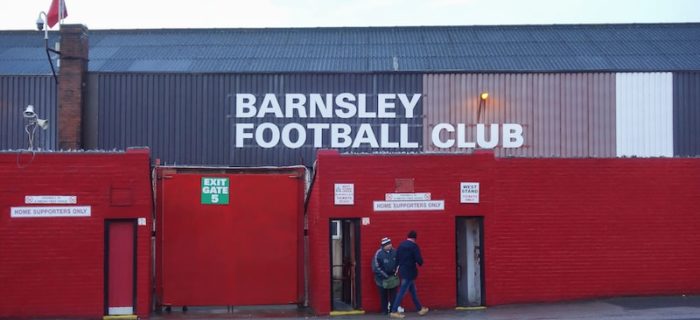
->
xmin=456 ymin=217 xmax=484 ymax=307
xmin=330 ymin=219 xmax=361 ymax=311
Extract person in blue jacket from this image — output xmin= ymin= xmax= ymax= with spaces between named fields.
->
xmin=372 ymin=237 xmax=398 ymax=315
xmin=390 ymin=230 xmax=429 ymax=318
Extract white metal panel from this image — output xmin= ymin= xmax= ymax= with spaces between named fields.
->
xmin=615 ymin=73 xmax=673 ymax=157
xmin=466 ymin=219 xmax=481 ymax=306
xmin=108 ymin=307 xmax=133 ymax=315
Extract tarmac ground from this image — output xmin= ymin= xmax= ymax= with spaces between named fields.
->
xmin=150 ymin=294 xmax=700 ymax=319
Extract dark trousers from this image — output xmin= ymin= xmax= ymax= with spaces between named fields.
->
xmin=377 ymin=285 xmax=397 ymax=314
xmin=391 ymin=278 xmax=422 ymax=312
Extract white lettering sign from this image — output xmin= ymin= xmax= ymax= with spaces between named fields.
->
xmin=11 ymin=206 xmax=91 ymax=218
xmin=431 ymin=124 xmax=524 ymax=149
xmin=334 ymin=183 xmax=354 ymax=205
xmin=236 ymin=93 xmax=420 ymax=119
xmin=385 ymin=193 xmax=431 ymax=201
xmin=373 ymin=200 xmax=445 ymax=212
xmin=25 ymin=195 xmax=77 ymax=204
xmin=232 ymin=93 xmax=524 ymax=150
xmin=460 ymin=182 xmax=480 ymax=203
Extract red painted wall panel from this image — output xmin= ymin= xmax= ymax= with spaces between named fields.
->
xmin=488 ymin=158 xmax=700 ymax=305
xmin=0 ymin=151 xmax=152 ymax=319
xmin=156 ymin=168 xmax=304 ymax=306
xmin=308 ymin=151 xmax=495 ymax=314
xmin=308 ymin=151 xmax=700 ymax=315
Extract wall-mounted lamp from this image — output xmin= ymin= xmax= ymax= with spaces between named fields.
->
xmin=23 ymin=104 xmax=49 ymax=151
xmin=477 ymin=91 xmax=489 ymax=122
xmin=24 ymin=105 xmax=49 ymax=129
xmin=23 ymin=104 xmax=36 ymax=118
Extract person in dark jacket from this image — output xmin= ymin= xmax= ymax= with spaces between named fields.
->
xmin=390 ymin=230 xmax=429 ymax=318
xmin=372 ymin=237 xmax=398 ymax=315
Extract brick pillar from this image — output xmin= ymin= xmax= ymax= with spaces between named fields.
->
xmin=58 ymin=24 xmax=89 ymax=150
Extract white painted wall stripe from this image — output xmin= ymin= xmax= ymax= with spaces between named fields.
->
xmin=615 ymin=73 xmax=673 ymax=157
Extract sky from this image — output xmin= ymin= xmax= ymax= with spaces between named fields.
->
xmin=0 ymin=0 xmax=699 ymax=30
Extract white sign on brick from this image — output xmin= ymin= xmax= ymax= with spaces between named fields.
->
xmin=460 ymin=182 xmax=480 ymax=203
xmin=25 ymin=195 xmax=77 ymax=204
xmin=11 ymin=206 xmax=91 ymax=218
xmin=334 ymin=183 xmax=354 ymax=205
xmin=385 ymin=193 xmax=431 ymax=201
xmin=373 ymin=200 xmax=445 ymax=211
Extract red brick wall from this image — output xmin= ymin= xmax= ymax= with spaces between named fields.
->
xmin=307 ymin=152 xmax=700 ymax=314
xmin=308 ymin=151 xmax=495 ymax=314
xmin=58 ymin=24 xmax=89 ymax=150
xmin=489 ymin=158 xmax=700 ymax=304
xmin=307 ymin=159 xmax=324 ymax=314
xmin=0 ymin=150 xmax=152 ymax=318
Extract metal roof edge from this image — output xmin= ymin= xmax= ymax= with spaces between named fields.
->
xmin=80 ymin=22 xmax=700 ymax=33
xmin=86 ymin=69 xmax=700 ymax=75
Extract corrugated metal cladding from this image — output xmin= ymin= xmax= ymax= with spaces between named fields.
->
xmin=422 ymin=73 xmax=616 ymax=157
xmin=616 ymin=73 xmax=673 ymax=157
xmin=674 ymin=72 xmax=700 ymax=157
xmin=0 ymin=76 xmax=56 ymax=150
xmin=95 ymin=73 xmax=422 ymax=166
xmin=96 ymin=74 xmax=232 ymax=166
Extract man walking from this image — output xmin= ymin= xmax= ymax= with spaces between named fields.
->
xmin=390 ymin=230 xmax=429 ymax=318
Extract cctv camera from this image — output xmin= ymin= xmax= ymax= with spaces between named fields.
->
xmin=36 ymin=15 xmax=44 ymax=31
xmin=36 ymin=119 xmax=49 ymax=130
xmin=24 ymin=105 xmax=36 ymax=118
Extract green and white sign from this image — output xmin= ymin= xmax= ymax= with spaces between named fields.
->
xmin=201 ymin=177 xmax=229 ymax=205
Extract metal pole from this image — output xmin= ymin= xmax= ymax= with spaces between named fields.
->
xmin=39 ymin=11 xmax=59 ymax=84
xmin=58 ymin=0 xmax=63 ymax=24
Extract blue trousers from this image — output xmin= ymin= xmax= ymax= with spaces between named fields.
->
xmin=390 ymin=278 xmax=422 ymax=312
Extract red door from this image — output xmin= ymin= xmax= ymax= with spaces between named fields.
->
xmin=106 ymin=220 xmax=136 ymax=315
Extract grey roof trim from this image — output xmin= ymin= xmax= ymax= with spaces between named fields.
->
xmin=2 ymin=23 xmax=700 ymax=74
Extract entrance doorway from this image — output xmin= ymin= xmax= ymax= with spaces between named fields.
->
xmin=456 ymin=217 xmax=484 ymax=307
xmin=105 ymin=220 xmax=137 ymax=316
xmin=330 ymin=219 xmax=361 ymax=311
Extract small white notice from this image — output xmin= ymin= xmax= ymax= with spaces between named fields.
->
xmin=11 ymin=206 xmax=91 ymax=218
xmin=25 ymin=195 xmax=77 ymax=204
xmin=385 ymin=193 xmax=431 ymax=201
xmin=138 ymin=217 xmax=147 ymax=226
xmin=374 ymin=200 xmax=445 ymax=211
xmin=362 ymin=217 xmax=370 ymax=225
xmin=460 ymin=182 xmax=480 ymax=203
xmin=334 ymin=183 xmax=354 ymax=205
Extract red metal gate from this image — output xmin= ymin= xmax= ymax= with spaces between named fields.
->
xmin=155 ymin=167 xmax=305 ymax=307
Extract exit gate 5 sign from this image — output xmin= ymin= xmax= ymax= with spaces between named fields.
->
xmin=201 ymin=177 xmax=229 ymax=205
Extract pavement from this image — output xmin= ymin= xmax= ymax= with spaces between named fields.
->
xmin=150 ymin=295 xmax=700 ymax=319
